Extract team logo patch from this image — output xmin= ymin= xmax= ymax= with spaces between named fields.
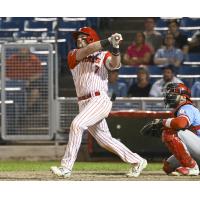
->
xmin=179 ymin=109 xmax=185 ymax=114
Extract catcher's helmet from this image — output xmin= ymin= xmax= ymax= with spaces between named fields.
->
xmin=163 ymin=82 xmax=191 ymax=108
xmin=72 ymin=27 xmax=100 ymax=44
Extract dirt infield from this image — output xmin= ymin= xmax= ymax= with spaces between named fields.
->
xmin=0 ymin=171 xmax=199 ymax=181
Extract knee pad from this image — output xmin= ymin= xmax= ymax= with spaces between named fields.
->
xmin=162 ymin=129 xmax=177 ymax=142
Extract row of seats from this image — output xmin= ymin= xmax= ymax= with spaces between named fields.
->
xmin=0 ymin=17 xmax=98 ymax=44
xmin=155 ymin=17 xmax=200 ymax=38
xmin=0 ymin=17 xmax=98 ymax=32
xmin=0 ymin=17 xmax=99 ymax=73
xmin=119 ymin=65 xmax=200 ymax=75
xmin=119 ymin=65 xmax=200 ymax=89
xmin=156 ymin=17 xmax=200 ymax=29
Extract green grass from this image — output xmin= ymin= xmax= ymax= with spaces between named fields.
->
xmin=0 ymin=161 xmax=163 ymax=172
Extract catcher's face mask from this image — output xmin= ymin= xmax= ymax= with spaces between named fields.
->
xmin=163 ymin=82 xmax=191 ymax=108
xmin=164 ymin=92 xmax=181 ymax=108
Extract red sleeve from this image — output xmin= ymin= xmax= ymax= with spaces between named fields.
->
xmin=67 ymin=49 xmax=79 ymax=69
xmin=103 ymin=51 xmax=111 ymax=66
xmin=170 ymin=116 xmax=189 ymax=130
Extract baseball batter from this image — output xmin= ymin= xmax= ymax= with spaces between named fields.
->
xmin=51 ymin=27 xmax=147 ymax=178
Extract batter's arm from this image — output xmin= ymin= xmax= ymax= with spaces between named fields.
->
xmin=105 ymin=33 xmax=123 ymax=69
xmin=68 ymin=41 xmax=110 ymax=69
xmin=76 ymin=41 xmax=105 ymax=61
xmin=106 ymin=52 xmax=121 ymax=69
xmin=76 ymin=33 xmax=123 ymax=66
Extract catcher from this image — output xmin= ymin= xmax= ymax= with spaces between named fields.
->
xmin=140 ymin=82 xmax=200 ymax=176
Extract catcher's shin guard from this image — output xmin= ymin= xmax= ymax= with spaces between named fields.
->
xmin=163 ymin=160 xmax=174 ymax=174
xmin=162 ymin=130 xmax=196 ymax=168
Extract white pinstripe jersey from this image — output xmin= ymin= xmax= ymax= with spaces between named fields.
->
xmin=68 ymin=49 xmax=114 ymax=97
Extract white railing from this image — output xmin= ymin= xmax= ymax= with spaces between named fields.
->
xmin=57 ymin=97 xmax=200 ymax=132
xmin=119 ymin=74 xmax=200 ymax=79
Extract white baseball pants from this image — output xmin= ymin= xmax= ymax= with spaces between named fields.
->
xmin=61 ymin=92 xmax=144 ymax=171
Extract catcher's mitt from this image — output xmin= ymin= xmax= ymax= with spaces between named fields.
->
xmin=140 ymin=119 xmax=163 ymax=137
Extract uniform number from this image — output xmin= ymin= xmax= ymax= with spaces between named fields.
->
xmin=95 ymin=65 xmax=100 ymax=73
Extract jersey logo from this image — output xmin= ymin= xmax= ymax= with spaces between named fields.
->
xmin=83 ymin=54 xmax=101 ymax=64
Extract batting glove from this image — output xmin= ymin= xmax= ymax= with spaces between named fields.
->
xmin=109 ymin=33 xmax=123 ymax=48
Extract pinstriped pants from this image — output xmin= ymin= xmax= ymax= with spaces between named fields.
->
xmin=61 ymin=92 xmax=144 ymax=171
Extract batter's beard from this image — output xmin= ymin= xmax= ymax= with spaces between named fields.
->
xmin=77 ymin=39 xmax=88 ymax=49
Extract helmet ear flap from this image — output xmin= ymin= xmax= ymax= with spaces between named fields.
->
xmin=87 ymin=36 xmax=94 ymax=43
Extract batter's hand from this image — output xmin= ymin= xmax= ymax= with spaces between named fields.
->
xmin=109 ymin=33 xmax=123 ymax=48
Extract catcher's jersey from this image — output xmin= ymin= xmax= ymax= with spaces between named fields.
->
xmin=176 ymin=104 xmax=200 ymax=136
xmin=68 ymin=49 xmax=113 ymax=97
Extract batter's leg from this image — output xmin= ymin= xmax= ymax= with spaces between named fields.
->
xmin=88 ymin=119 xmax=144 ymax=164
xmin=61 ymin=96 xmax=112 ymax=171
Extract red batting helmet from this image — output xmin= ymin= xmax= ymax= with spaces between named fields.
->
xmin=72 ymin=27 xmax=100 ymax=44
xmin=163 ymin=83 xmax=191 ymax=108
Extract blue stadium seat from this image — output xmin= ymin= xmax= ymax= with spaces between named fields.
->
xmin=40 ymin=31 xmax=56 ymax=43
xmin=186 ymin=53 xmax=200 ymax=62
xmin=86 ymin=17 xmax=99 ymax=28
xmin=24 ymin=20 xmax=53 ymax=32
xmin=3 ymin=18 xmax=35 ymax=30
xmin=180 ymin=30 xmax=194 ymax=39
xmin=57 ymin=31 xmax=75 ymax=47
xmin=180 ymin=17 xmax=200 ymax=27
xmin=0 ymin=21 xmax=22 ymax=39
xmin=58 ymin=19 xmax=82 ymax=32
xmin=179 ymin=65 xmax=200 ymax=75
xmin=155 ymin=18 xmax=168 ymax=31
xmin=0 ymin=31 xmax=14 ymax=38
xmin=14 ymin=31 xmax=43 ymax=38
xmin=156 ymin=18 xmax=168 ymax=27
xmin=148 ymin=65 xmax=163 ymax=75
xmin=0 ymin=21 xmax=21 ymax=31
xmin=62 ymin=17 xmax=87 ymax=27
xmin=8 ymin=17 xmax=34 ymax=22
xmin=119 ymin=66 xmax=138 ymax=75
xmin=57 ymin=31 xmax=76 ymax=72
xmin=45 ymin=31 xmax=56 ymax=37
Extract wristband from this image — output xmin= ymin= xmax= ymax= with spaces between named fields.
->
xmin=163 ymin=118 xmax=173 ymax=128
xmin=100 ymin=39 xmax=110 ymax=50
xmin=111 ymin=47 xmax=120 ymax=56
